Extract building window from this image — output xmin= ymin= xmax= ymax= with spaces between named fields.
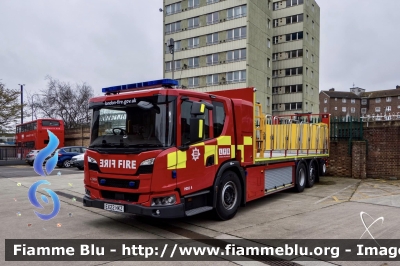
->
xmin=311 ymin=71 xmax=313 ymax=78
xmin=361 ymin=108 xmax=366 ymax=114
xmin=306 ymin=49 xmax=309 ymax=58
xmin=267 ymin=77 xmax=271 ymax=87
xmin=324 ymin=107 xmax=327 ymax=112
xmin=273 ymin=53 xmax=278 ymax=61
xmin=306 ymin=32 xmax=308 ymax=40
xmin=188 ymin=77 xmax=200 ymax=88
xmin=342 ymin=98 xmax=346 ymax=103
xmin=283 ymin=84 xmax=303 ymax=93
xmin=375 ymin=98 xmax=381 ymax=103
xmin=312 ymin=37 xmax=314 ymax=45
xmin=306 ymin=67 xmax=308 ymax=76
xmin=226 ymin=48 xmax=246 ymax=62
xmin=273 ymin=36 xmax=279 ymax=44
xmin=311 ymin=54 xmax=314 ymax=62
xmin=386 ymin=97 xmax=392 ymax=102
xmin=188 ymin=17 xmax=200 ymax=29
xmin=227 ymin=5 xmax=247 ymax=20
xmin=206 ymin=54 xmax=219 ymax=66
xmin=174 ymin=41 xmax=181 ymax=51
xmin=386 ymin=106 xmax=392 ymax=112
xmin=285 ymin=67 xmax=303 ymax=76
xmin=206 ymin=33 xmax=219 ymax=45
xmin=188 ymin=0 xmax=200 ymax=9
xmin=166 ymin=2 xmax=181 ymax=15
xmin=312 ymin=20 xmax=315 ymax=29
xmin=188 ymin=37 xmax=199 ymax=48
xmin=351 ymin=107 xmax=355 ymax=113
xmin=342 ymin=107 xmax=346 ymax=112
xmin=267 ymin=38 xmax=271 ymax=48
xmin=312 ymin=3 xmax=314 ymax=12
xmin=375 ymin=107 xmax=381 ymax=112
xmin=206 ymin=74 xmax=219 ymax=85
xmin=206 ymin=12 xmax=219 ymax=25
xmin=206 ymin=0 xmax=220 ymax=4
xmin=268 ymin=19 xmax=271 ymax=29
xmin=188 ymin=57 xmax=199 ymax=68
xmin=286 ymin=31 xmax=303 ymax=41
xmin=267 ymin=97 xmax=270 ymax=106
xmin=286 ymin=0 xmax=304 ymax=7
xmin=334 ymin=107 xmax=337 ymax=110
xmin=227 ymin=27 xmax=247 ymax=41
xmin=324 ymin=98 xmax=327 ymax=103
xmin=165 ymin=61 xmax=181 ymax=71
xmin=287 ymin=49 xmax=303 ymax=58
xmin=351 ymin=99 xmax=355 ymax=104
xmin=286 ymin=14 xmax=304 ymax=24
xmin=165 ymin=21 xmax=181 ymax=34
xmin=273 ymin=2 xmax=279 ymax=10
xmin=284 ymin=102 xmax=303 ymax=110
xmin=361 ymin=99 xmax=367 ymax=105
xmin=267 ymin=58 xmax=271 ymax=68
xmin=272 ymin=87 xmax=278 ymax=94
xmin=226 ymin=70 xmax=246 ymax=83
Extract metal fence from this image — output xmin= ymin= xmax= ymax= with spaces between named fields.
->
xmin=0 ymin=147 xmax=32 ymax=161
xmin=330 ymin=117 xmax=364 ymax=155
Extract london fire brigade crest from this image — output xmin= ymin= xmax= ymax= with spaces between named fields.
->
xmin=191 ymin=148 xmax=200 ymax=161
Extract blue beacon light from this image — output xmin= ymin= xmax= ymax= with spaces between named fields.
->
xmin=102 ymin=79 xmax=178 ymax=94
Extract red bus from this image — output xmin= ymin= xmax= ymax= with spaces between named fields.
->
xmin=15 ymin=119 xmax=65 ymax=150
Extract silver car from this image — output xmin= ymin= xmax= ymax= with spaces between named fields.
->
xmin=26 ymin=150 xmax=40 ymax=166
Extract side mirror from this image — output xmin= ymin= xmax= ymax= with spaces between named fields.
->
xmin=191 ymin=102 xmax=205 ymax=115
xmin=189 ymin=117 xmax=204 ymax=143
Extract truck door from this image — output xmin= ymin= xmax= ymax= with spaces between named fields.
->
xmin=176 ymin=98 xmax=218 ymax=195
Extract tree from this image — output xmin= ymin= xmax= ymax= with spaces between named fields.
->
xmin=36 ymin=76 xmax=94 ymax=129
xmin=0 ymin=82 xmax=24 ymax=132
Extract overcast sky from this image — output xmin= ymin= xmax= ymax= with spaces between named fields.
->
xmin=1 ymin=0 xmax=399 ymax=100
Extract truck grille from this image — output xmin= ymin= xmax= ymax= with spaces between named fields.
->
xmin=98 ymin=177 xmax=140 ymax=189
xmin=101 ymin=190 xmax=139 ymax=202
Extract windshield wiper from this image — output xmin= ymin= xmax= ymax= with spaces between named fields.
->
xmin=127 ymin=144 xmax=165 ymax=148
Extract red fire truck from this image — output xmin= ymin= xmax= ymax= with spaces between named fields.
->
xmin=83 ymin=79 xmax=329 ymax=220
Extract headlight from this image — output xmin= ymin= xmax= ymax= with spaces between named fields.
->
xmin=140 ymin=158 xmax=155 ymax=166
xmin=88 ymin=156 xmax=97 ymax=164
xmin=151 ymin=195 xmax=176 ymax=206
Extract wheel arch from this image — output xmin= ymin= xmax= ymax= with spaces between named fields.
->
xmin=212 ymin=160 xmax=246 ymax=208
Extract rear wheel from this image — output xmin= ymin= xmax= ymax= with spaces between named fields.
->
xmin=295 ymin=162 xmax=306 ymax=192
xmin=63 ymin=160 xmax=71 ymax=168
xmin=214 ymin=170 xmax=242 ymax=221
xmin=306 ymin=160 xmax=318 ymax=188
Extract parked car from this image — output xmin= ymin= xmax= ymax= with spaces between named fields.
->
xmin=25 ymin=150 xmax=40 ymax=166
xmin=71 ymin=153 xmax=84 ymax=170
xmin=44 ymin=146 xmax=87 ymax=168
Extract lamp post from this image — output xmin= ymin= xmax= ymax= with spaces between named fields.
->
xmin=166 ymin=38 xmax=175 ymax=80
xmin=18 ymin=84 xmax=25 ymax=124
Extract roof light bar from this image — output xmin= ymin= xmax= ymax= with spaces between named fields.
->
xmin=102 ymin=79 xmax=178 ymax=93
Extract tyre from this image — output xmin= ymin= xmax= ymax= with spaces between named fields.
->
xmin=319 ymin=159 xmax=327 ymax=177
xmin=78 ymin=166 xmax=84 ymax=170
xmin=295 ymin=162 xmax=306 ymax=192
xmin=214 ymin=170 xmax=242 ymax=221
xmin=28 ymin=162 xmax=33 ymax=166
xmin=306 ymin=160 xmax=318 ymax=188
xmin=63 ymin=160 xmax=71 ymax=168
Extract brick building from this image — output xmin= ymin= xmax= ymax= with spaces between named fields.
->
xmin=319 ymin=88 xmax=361 ymax=119
xmin=320 ymin=85 xmax=400 ymax=119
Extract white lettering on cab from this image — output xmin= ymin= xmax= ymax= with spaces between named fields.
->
xmin=99 ymin=159 xmax=136 ymax=169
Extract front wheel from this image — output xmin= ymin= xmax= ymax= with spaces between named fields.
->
xmin=214 ymin=170 xmax=242 ymax=221
xmin=63 ymin=160 xmax=71 ymax=168
xmin=295 ymin=162 xmax=306 ymax=192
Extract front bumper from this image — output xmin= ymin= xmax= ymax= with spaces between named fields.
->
xmin=83 ymin=196 xmax=185 ymax=218
xmin=72 ymin=160 xmax=84 ymax=168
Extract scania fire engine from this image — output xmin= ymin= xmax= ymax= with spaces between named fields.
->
xmin=83 ymin=79 xmax=329 ymax=220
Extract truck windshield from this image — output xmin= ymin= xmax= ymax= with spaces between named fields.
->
xmin=89 ymin=96 xmax=176 ymax=149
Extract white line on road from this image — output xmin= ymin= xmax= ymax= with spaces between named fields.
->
xmin=314 ymin=185 xmax=354 ymax=204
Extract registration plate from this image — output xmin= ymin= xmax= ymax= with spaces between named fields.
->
xmin=104 ymin=203 xmax=124 ymax=212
